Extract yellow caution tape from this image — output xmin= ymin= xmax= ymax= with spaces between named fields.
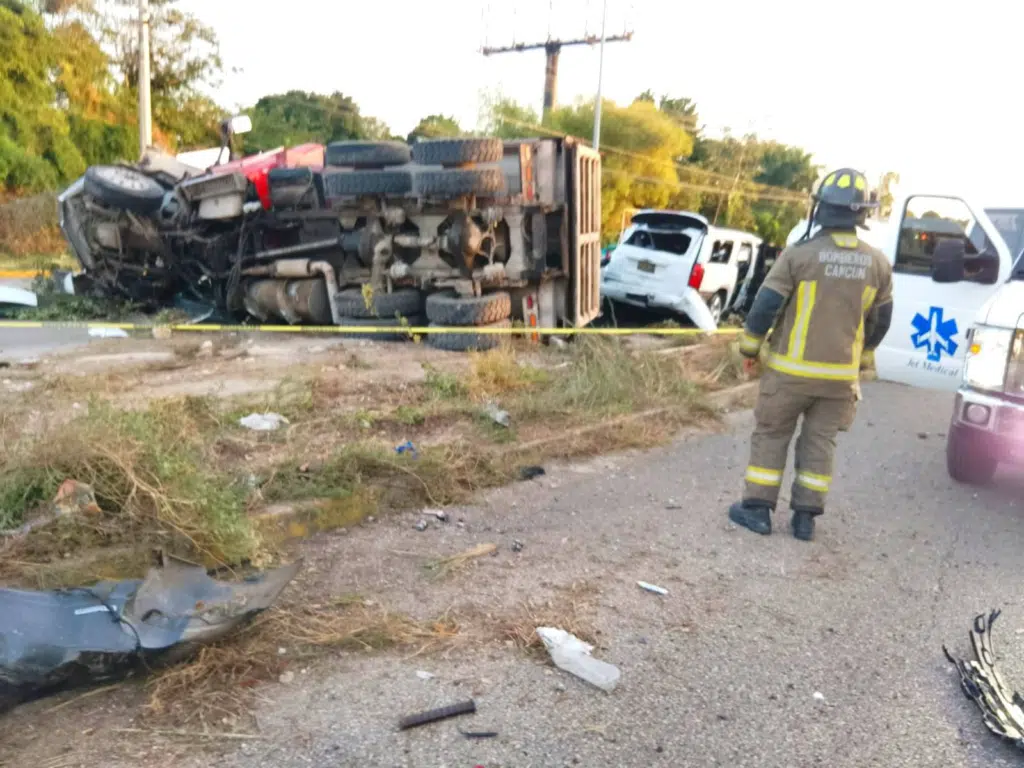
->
xmin=0 ymin=320 xmax=744 ymax=336
xmin=0 ymin=270 xmax=51 ymax=279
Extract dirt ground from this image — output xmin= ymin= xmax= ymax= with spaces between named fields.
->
xmin=0 ymin=330 xmax=754 ymax=767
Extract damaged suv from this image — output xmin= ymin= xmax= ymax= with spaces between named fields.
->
xmin=56 ymin=120 xmax=603 ymax=350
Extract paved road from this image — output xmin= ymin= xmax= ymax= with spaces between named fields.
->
xmin=198 ymin=380 xmax=1024 ymax=768
xmin=0 ymin=328 xmax=93 ymax=361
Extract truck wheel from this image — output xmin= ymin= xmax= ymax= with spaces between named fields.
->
xmin=425 ymin=290 xmax=512 ymax=326
xmin=415 ymin=168 xmax=506 ymax=198
xmin=426 ymin=319 xmax=512 ymax=352
xmin=325 ymin=141 xmax=411 ymax=169
xmin=411 ymin=138 xmax=503 ymax=168
xmin=338 ymin=314 xmax=424 ymax=342
xmin=84 ymin=165 xmax=166 ymax=215
xmin=946 ymin=428 xmax=998 ymax=485
xmin=323 ymin=169 xmax=413 ymax=198
xmin=336 ymin=287 xmax=424 ymax=319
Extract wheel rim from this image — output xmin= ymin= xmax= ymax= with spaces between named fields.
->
xmin=709 ymin=295 xmax=723 ymax=322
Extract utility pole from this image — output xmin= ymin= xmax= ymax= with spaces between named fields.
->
xmin=592 ymin=0 xmax=608 ymax=149
xmin=481 ymin=11 xmax=631 ymax=121
xmin=137 ymin=0 xmax=153 ymax=157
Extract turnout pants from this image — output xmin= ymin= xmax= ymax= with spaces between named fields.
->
xmin=743 ymin=371 xmax=857 ymax=510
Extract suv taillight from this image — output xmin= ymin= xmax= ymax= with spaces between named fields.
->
xmin=688 ymin=263 xmax=705 ymax=290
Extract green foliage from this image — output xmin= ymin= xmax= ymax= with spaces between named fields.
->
xmin=408 ymin=114 xmax=462 ymax=142
xmin=242 ymin=90 xmax=383 ymax=153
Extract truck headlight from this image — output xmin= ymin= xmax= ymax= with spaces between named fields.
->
xmin=965 ymin=325 xmax=1012 ymax=391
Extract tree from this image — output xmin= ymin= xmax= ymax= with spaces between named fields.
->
xmin=242 ymin=91 xmax=367 ymax=153
xmin=408 ymin=114 xmax=462 ymax=142
xmin=0 ymin=0 xmax=85 ymax=191
xmin=878 ymin=171 xmax=900 ymax=219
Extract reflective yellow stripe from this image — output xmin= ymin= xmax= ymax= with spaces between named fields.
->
xmin=739 ymin=331 xmax=763 ymax=355
xmin=797 ymin=471 xmax=831 ymax=492
xmin=786 ymin=281 xmax=817 ymax=361
xmin=831 ymin=233 xmax=858 ymax=249
xmin=766 ymin=354 xmax=860 ymax=381
xmin=745 ymin=466 xmax=782 ymax=486
xmin=853 ymin=286 xmax=879 ymax=364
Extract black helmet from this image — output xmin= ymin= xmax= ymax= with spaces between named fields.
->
xmin=812 ymin=168 xmax=878 ymax=230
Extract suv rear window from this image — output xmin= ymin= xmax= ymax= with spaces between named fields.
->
xmin=625 ymin=229 xmax=692 ymax=255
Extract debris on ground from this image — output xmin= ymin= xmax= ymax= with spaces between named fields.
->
xmin=518 ymin=465 xmax=546 ymax=481
xmin=459 ymin=727 xmax=499 ymax=739
xmin=945 ymin=609 xmax=1024 ymax=748
xmin=536 ymin=627 xmax=621 ymax=692
xmin=398 ymin=699 xmax=477 ymax=730
xmin=0 ymin=478 xmax=100 ymax=541
xmin=637 ymin=581 xmax=669 ymax=596
xmin=88 ymin=327 xmax=129 ymax=339
xmin=484 ymin=402 xmax=511 ymax=428
xmin=414 ymin=519 xmax=429 ymax=532
xmin=415 ymin=670 xmax=435 ymax=680
xmin=426 ymin=543 xmax=499 ymax=575
xmin=0 ymin=554 xmax=301 ymax=714
xmin=239 ymin=412 xmax=289 ymax=431
xmin=425 ymin=508 xmax=448 ymax=522
xmin=511 ymin=539 xmax=525 ymax=553
xmin=396 ymin=440 xmax=418 ymax=458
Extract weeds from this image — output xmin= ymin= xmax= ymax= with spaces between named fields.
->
xmin=0 ymin=397 xmax=260 ymax=571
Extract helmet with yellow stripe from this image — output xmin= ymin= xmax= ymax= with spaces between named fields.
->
xmin=812 ymin=168 xmax=878 ymax=230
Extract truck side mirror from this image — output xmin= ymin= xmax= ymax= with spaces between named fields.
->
xmin=931 ymin=238 xmax=966 ymax=283
xmin=227 ymin=115 xmax=252 ymax=136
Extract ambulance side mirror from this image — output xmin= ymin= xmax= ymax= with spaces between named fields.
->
xmin=931 ymin=238 xmax=966 ymax=283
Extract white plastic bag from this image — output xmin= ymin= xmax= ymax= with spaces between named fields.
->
xmin=536 ymin=627 xmax=620 ymax=692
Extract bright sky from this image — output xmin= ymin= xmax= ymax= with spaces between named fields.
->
xmin=181 ymin=0 xmax=1024 ymax=203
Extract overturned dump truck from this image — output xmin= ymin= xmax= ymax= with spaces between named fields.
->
xmin=57 ymin=132 xmax=603 ymax=350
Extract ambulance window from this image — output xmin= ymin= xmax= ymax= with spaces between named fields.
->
xmin=895 ymin=196 xmax=987 ymax=276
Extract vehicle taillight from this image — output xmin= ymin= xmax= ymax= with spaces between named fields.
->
xmin=688 ymin=263 xmax=705 ymax=290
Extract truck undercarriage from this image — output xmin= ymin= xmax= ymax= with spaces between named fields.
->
xmin=56 ymin=136 xmax=602 ymax=350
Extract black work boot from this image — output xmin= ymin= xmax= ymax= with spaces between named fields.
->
xmin=790 ymin=506 xmax=822 ymax=542
xmin=728 ymin=500 xmax=773 ymax=535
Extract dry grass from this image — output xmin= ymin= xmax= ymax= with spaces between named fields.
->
xmin=0 ymin=193 xmax=67 ymax=261
xmin=145 ymin=596 xmax=461 ymax=727
xmin=425 ymin=542 xmax=499 ymax=577
xmin=496 ymin=581 xmax=600 ymax=655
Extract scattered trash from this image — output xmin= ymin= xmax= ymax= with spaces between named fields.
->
xmin=549 ymin=337 xmax=569 ymax=349
xmin=638 ymin=581 xmax=669 ymax=596
xmin=812 ymin=691 xmax=826 ymax=703
xmin=425 ymin=508 xmax=448 ymax=522
xmin=536 ymin=627 xmax=621 ymax=692
xmin=1 ymin=479 xmax=100 ymax=541
xmin=3 ymin=379 xmax=33 ymax=393
xmin=414 ymin=519 xmax=429 ymax=532
xmin=415 ymin=670 xmax=435 ymax=681
xmin=0 ymin=555 xmax=300 ymax=714
xmin=278 ymin=671 xmax=295 ymax=684
xmin=518 ymin=465 xmax=546 ymax=481
xmin=398 ymin=699 xmax=477 ymax=731
xmin=945 ymin=609 xmax=1024 ymax=749
xmin=917 ymin=432 xmax=929 ymax=440
xmin=427 ymin=543 xmax=499 ymax=574
xmin=396 ymin=440 xmax=418 ymax=458
xmin=88 ymin=327 xmax=129 ymax=339
xmin=511 ymin=540 xmax=525 ymax=553
xmin=459 ymin=728 xmax=499 ymax=739
xmin=239 ymin=412 xmax=289 ymax=431
xmin=484 ymin=402 xmax=511 ymax=428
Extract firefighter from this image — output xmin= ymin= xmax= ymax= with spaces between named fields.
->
xmin=728 ymin=168 xmax=894 ymax=541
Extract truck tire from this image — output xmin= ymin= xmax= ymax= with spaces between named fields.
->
xmin=323 ymin=169 xmax=413 ymax=198
xmin=947 ymin=428 xmax=998 ymax=485
xmin=326 ymin=141 xmax=412 ymax=169
xmin=338 ymin=314 xmax=424 ymax=342
xmin=411 ymin=138 xmax=503 ymax=168
xmin=415 ymin=168 xmax=506 ymax=198
xmin=84 ymin=165 xmax=166 ymax=215
xmin=336 ymin=287 xmax=424 ymax=319
xmin=425 ymin=290 xmax=512 ymax=326
xmin=426 ymin=319 xmax=512 ymax=352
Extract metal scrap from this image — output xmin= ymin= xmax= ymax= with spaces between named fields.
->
xmin=944 ymin=609 xmax=1024 ymax=749
xmin=398 ymin=699 xmax=476 ymax=730
xmin=0 ymin=555 xmax=300 ymax=714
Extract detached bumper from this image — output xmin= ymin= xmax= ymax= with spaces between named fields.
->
xmin=600 ymin=280 xmax=718 ymax=331
xmin=948 ymin=388 xmax=1024 ymax=465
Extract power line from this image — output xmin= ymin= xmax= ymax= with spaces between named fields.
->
xmin=493 ymin=114 xmax=810 ymax=203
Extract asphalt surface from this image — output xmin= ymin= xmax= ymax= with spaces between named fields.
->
xmin=163 ymin=380 xmax=1023 ymax=768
